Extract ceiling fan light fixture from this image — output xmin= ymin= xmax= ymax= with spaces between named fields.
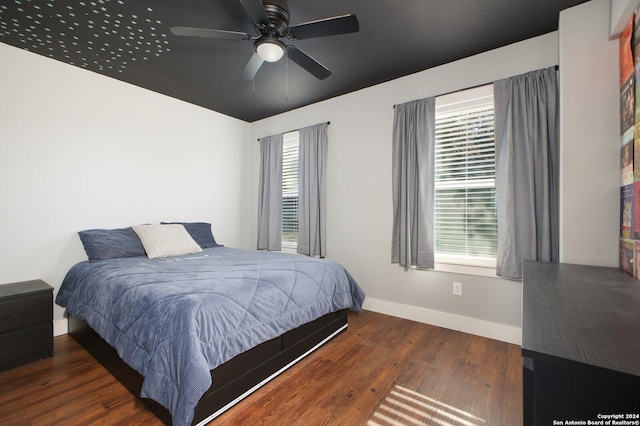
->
xmin=255 ymin=37 xmax=285 ymax=62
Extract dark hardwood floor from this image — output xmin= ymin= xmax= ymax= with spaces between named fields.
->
xmin=0 ymin=310 xmax=522 ymax=425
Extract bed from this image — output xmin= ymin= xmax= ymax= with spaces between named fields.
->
xmin=55 ymin=223 xmax=365 ymax=426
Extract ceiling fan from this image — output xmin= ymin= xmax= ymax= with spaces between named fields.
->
xmin=170 ymin=0 xmax=359 ymax=80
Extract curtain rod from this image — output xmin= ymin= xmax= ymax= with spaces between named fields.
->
xmin=393 ymin=65 xmax=559 ymax=108
xmin=257 ymin=121 xmax=330 ymax=141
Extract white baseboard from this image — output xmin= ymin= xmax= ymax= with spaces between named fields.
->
xmin=53 ymin=300 xmax=522 ymax=345
xmin=54 ymin=318 xmax=68 ymax=337
xmin=362 ymin=297 xmax=522 ymax=345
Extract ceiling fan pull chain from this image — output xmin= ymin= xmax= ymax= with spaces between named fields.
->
xmin=286 ymin=50 xmax=289 ymax=102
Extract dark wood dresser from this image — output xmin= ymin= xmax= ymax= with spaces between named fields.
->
xmin=0 ymin=279 xmax=53 ymax=371
xmin=522 ymin=261 xmax=640 ymax=425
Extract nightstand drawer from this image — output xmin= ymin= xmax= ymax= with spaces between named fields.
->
xmin=0 ymin=279 xmax=53 ymax=371
xmin=0 ymin=323 xmax=53 ymax=369
xmin=0 ymin=292 xmax=52 ymax=334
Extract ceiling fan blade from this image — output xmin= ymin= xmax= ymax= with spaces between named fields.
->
xmin=288 ymin=14 xmax=359 ymax=40
xmin=170 ymin=27 xmax=254 ymax=41
xmin=287 ymin=47 xmax=331 ymax=80
xmin=239 ymin=0 xmax=270 ymax=26
xmin=239 ymin=54 xmax=265 ymax=80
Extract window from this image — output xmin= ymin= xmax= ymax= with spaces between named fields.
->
xmin=282 ymin=131 xmax=299 ymax=249
xmin=434 ymin=85 xmax=497 ymax=268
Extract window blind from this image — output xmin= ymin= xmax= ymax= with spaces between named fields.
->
xmin=282 ymin=133 xmax=299 ymax=246
xmin=435 ymin=97 xmax=497 ymax=262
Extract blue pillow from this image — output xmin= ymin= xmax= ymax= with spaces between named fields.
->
xmin=78 ymin=227 xmax=146 ymax=261
xmin=161 ymin=222 xmax=221 ymax=248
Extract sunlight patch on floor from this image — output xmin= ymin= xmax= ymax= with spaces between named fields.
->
xmin=367 ymin=385 xmax=486 ymax=426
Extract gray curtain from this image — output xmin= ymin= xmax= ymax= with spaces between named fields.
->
xmin=391 ymin=98 xmax=436 ymax=269
xmin=257 ymin=134 xmax=283 ymax=251
xmin=298 ymin=123 xmax=328 ymax=257
xmin=494 ymin=67 xmax=558 ymax=279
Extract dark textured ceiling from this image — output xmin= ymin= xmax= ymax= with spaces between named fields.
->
xmin=0 ymin=0 xmax=589 ymax=122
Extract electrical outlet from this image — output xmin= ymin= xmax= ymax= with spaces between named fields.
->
xmin=453 ymin=281 xmax=462 ymax=296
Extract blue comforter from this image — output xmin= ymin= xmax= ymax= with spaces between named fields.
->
xmin=56 ymin=247 xmax=365 ymax=426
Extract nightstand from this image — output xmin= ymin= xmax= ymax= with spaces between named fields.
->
xmin=0 ymin=279 xmax=53 ymax=371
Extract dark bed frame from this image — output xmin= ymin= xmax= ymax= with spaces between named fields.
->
xmin=68 ymin=308 xmax=349 ymax=425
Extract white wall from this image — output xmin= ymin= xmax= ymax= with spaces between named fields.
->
xmin=248 ymin=33 xmax=561 ymax=344
xmin=0 ymin=43 xmax=252 ymax=335
xmin=0 ymin=0 xmax=621 ymax=344
xmin=610 ymin=0 xmax=640 ymax=38
xmin=246 ymin=0 xmax=622 ymax=344
xmin=559 ymin=0 xmax=620 ymax=266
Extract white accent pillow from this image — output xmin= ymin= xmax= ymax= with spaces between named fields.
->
xmin=132 ymin=224 xmax=203 ymax=259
